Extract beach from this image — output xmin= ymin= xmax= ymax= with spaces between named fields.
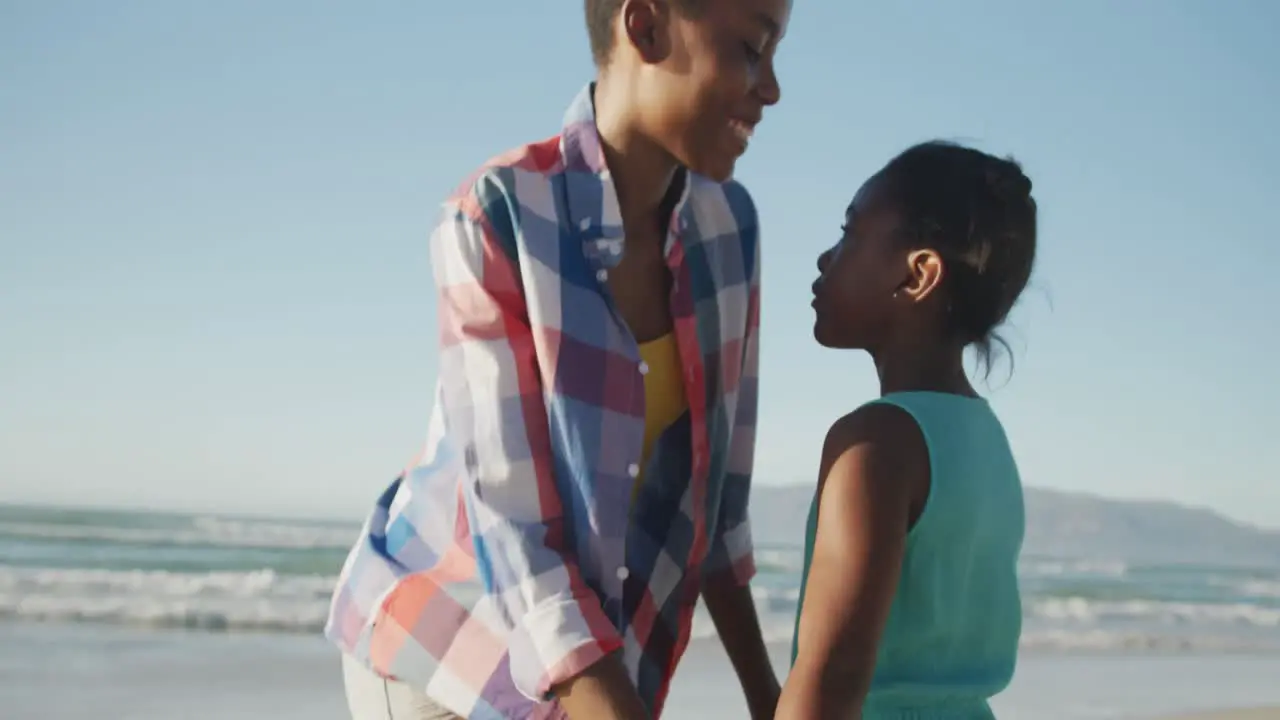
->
xmin=4 ymin=621 xmax=1280 ymax=720
xmin=4 ymin=505 xmax=1280 ymax=718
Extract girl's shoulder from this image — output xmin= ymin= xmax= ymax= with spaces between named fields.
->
xmin=818 ymin=402 xmax=930 ymax=498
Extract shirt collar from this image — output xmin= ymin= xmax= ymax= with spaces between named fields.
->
xmin=559 ymin=83 xmax=694 ymax=266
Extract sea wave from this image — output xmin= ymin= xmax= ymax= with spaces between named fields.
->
xmin=0 ymin=517 xmax=359 ymax=551
xmin=750 ymin=585 xmax=801 ymax=611
xmin=1030 ymin=596 xmax=1280 ymax=627
xmin=5 ymin=562 xmax=1280 ymax=654
xmin=0 ymin=565 xmax=335 ymax=633
xmin=1212 ymin=577 xmax=1280 ymax=600
xmin=1018 ymin=629 xmax=1277 ymax=653
xmin=753 ymin=547 xmax=805 ymax=575
xmin=1019 ymin=558 xmax=1129 ymax=577
xmin=0 ymin=565 xmax=809 ymax=637
xmin=694 ymin=616 xmax=1279 ymax=653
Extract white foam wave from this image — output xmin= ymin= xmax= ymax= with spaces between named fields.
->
xmin=0 ymin=518 xmax=358 ymax=551
xmin=8 ymin=563 xmax=1280 ymax=655
xmin=0 ymin=565 xmax=334 ymax=633
xmin=691 ymin=605 xmax=796 ymax=644
xmin=699 ymin=612 xmax=1280 ymax=654
xmin=1212 ymin=577 xmax=1280 ymax=600
xmin=0 ymin=563 xmax=808 ymax=642
xmin=1018 ymin=629 xmax=1275 ymax=653
xmin=1031 ymin=596 xmax=1280 ymax=628
xmin=754 ymin=548 xmax=805 ymax=574
xmin=1019 ymin=559 xmax=1128 ymax=577
xmin=750 ymin=585 xmax=800 ymax=611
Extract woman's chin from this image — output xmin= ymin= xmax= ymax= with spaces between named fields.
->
xmin=683 ymin=139 xmax=743 ymax=183
xmin=690 ymin=155 xmax=737 ymax=183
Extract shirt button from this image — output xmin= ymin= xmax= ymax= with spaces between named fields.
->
xmin=638 ymin=361 xmax=649 ymax=375
xmin=616 ymin=567 xmax=630 ymax=581
xmin=596 ymin=269 xmax=608 ymax=282
xmin=627 ymin=463 xmax=640 ymax=478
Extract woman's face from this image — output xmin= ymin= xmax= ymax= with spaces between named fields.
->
xmin=636 ymin=0 xmax=788 ymax=181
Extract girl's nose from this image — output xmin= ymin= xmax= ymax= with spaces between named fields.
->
xmin=817 ymin=248 xmax=833 ymax=272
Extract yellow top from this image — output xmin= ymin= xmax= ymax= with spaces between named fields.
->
xmin=634 ymin=332 xmax=688 ymax=502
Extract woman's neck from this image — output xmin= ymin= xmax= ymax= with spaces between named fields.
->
xmin=592 ymin=77 xmax=680 ymax=225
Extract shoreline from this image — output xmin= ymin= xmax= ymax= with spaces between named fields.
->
xmin=1163 ymin=710 xmax=1280 ymax=720
xmin=6 ymin=621 xmax=1280 ymax=720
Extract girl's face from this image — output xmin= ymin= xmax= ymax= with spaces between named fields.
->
xmin=810 ymin=176 xmax=909 ymax=349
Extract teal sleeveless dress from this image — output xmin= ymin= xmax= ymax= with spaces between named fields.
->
xmin=791 ymin=392 xmax=1025 ymax=720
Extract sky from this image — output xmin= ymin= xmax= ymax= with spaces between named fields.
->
xmin=2 ymin=0 xmax=1279 ymax=526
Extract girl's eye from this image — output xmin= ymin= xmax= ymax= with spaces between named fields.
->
xmin=743 ymin=43 xmax=762 ymax=64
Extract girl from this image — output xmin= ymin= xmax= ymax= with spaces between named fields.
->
xmin=777 ymin=141 xmax=1037 ymax=720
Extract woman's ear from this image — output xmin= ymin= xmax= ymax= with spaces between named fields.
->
xmin=898 ymin=249 xmax=945 ymax=303
xmin=621 ymin=0 xmax=673 ymax=64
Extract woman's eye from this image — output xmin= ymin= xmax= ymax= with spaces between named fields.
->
xmin=743 ymin=43 xmax=762 ymax=64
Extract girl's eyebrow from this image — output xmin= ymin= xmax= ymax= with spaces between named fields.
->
xmin=754 ymin=11 xmax=782 ymax=42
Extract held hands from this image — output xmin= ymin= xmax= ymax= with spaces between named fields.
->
xmin=746 ymin=675 xmax=782 ymax=720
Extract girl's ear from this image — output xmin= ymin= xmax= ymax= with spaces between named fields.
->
xmin=897 ymin=249 xmax=945 ymax=303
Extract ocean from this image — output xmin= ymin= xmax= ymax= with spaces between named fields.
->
xmin=4 ymin=503 xmax=1280 ymax=652
xmin=5 ymin=503 xmax=1280 ymax=719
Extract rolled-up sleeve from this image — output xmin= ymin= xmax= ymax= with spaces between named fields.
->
xmin=702 ymin=219 xmax=760 ymax=587
xmin=432 ymin=176 xmax=622 ymax=700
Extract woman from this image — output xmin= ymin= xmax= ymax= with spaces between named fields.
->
xmin=327 ymin=1 xmax=792 ymax=718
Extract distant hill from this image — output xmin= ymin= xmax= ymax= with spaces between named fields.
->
xmin=750 ymin=485 xmax=1280 ymax=568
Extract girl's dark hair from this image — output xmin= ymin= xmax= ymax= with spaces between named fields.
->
xmin=879 ymin=140 xmax=1038 ymax=375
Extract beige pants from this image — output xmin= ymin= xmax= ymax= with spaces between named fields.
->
xmin=341 ymin=653 xmax=463 ymax=720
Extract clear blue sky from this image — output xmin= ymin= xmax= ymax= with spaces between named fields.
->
xmin=3 ymin=1 xmax=1278 ymax=525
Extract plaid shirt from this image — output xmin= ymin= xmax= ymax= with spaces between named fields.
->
xmin=326 ymin=84 xmax=761 ymax=720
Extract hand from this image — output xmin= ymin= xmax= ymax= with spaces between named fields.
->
xmin=552 ymin=652 xmax=649 ymax=720
xmin=746 ymin=676 xmax=781 ymax=720
xmin=702 ymin=576 xmax=780 ymax=719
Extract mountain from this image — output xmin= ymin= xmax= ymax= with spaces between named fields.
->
xmin=750 ymin=485 xmax=1280 ymax=568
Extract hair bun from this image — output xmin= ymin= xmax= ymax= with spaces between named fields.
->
xmin=878 ymin=140 xmax=1038 ymax=377
xmin=986 ymin=158 xmax=1033 ymax=202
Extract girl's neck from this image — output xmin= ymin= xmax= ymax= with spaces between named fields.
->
xmin=872 ymin=339 xmax=976 ymax=398
xmin=592 ymin=77 xmax=680 ymax=224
